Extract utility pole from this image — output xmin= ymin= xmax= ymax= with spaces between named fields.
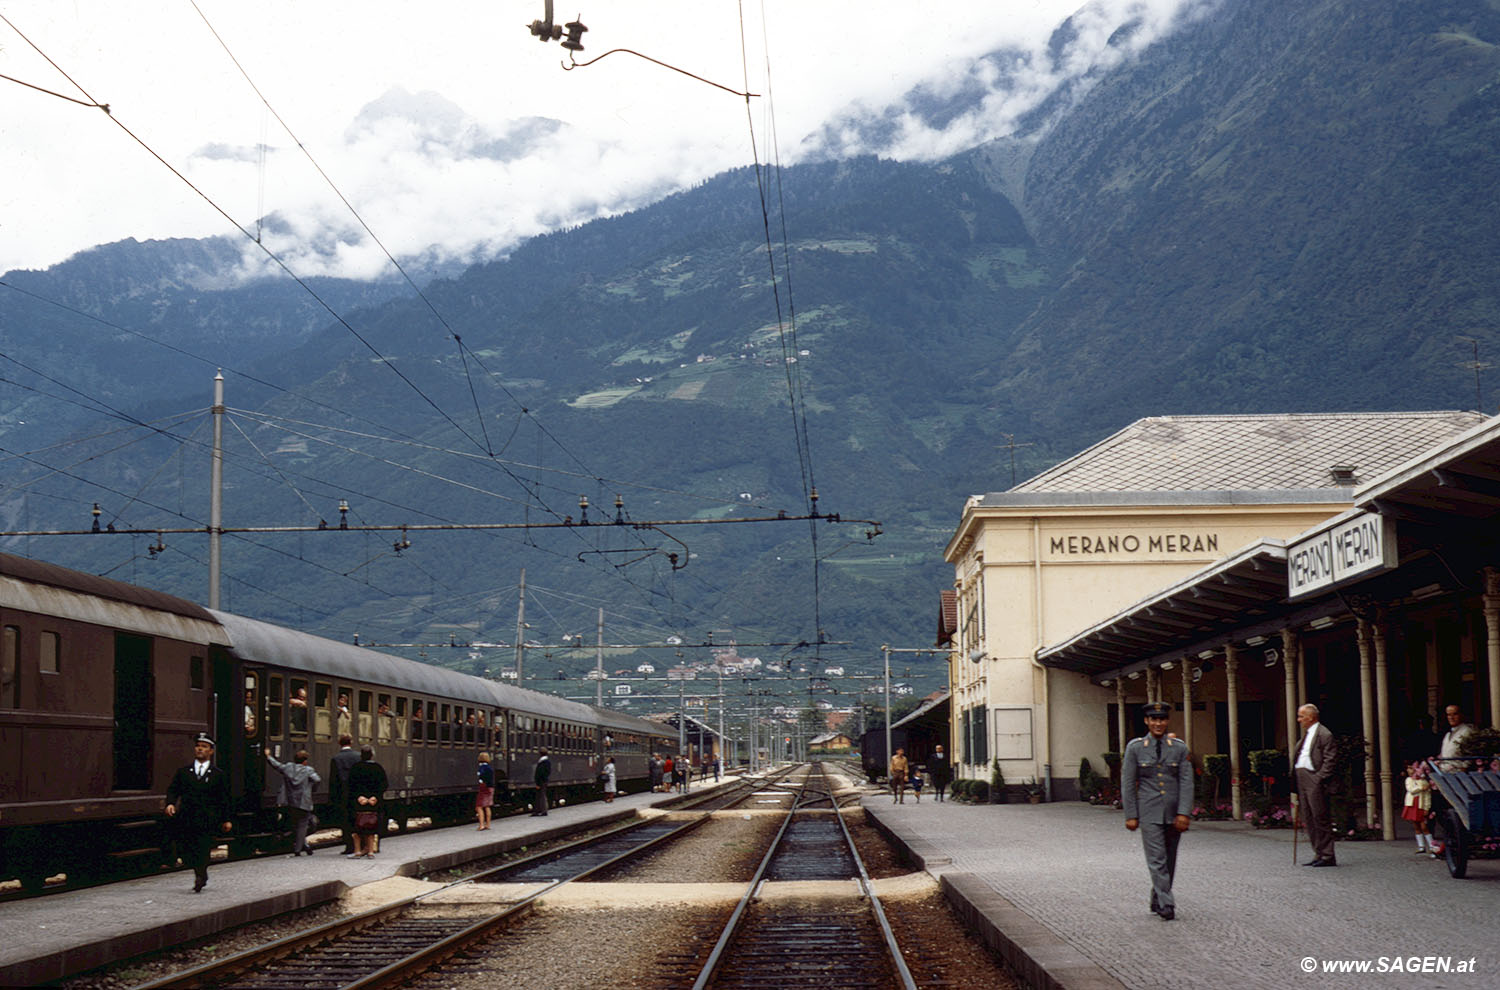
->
xmin=595 ymin=608 xmax=604 ymax=707
xmin=208 ymin=372 xmax=224 ymax=609
xmin=514 ymin=568 xmax=526 ymax=686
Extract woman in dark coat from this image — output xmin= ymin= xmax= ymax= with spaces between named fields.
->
xmin=345 ymin=746 xmax=388 ymax=858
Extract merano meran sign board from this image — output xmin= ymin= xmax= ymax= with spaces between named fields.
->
xmin=1287 ymin=511 xmax=1397 ymax=600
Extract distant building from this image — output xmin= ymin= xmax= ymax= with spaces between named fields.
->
xmin=810 ymin=731 xmax=854 ymax=753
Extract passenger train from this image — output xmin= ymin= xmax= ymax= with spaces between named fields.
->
xmin=0 ymin=551 xmax=677 ymax=890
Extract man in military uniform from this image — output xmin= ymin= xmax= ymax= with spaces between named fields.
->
xmin=1122 ymin=701 xmax=1193 ymax=921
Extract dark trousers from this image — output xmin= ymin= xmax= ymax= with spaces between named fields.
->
xmin=286 ymin=807 xmax=312 ymax=853
xmin=1296 ymin=768 xmax=1336 ymax=861
xmin=182 ymin=830 xmax=215 ymax=886
xmin=535 ymin=785 xmax=549 ymax=814
xmin=933 ymin=779 xmax=948 ymax=801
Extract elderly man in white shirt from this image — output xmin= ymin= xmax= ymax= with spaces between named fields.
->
xmin=1439 ymin=704 xmax=1474 ymax=758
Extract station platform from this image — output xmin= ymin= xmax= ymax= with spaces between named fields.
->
xmin=0 ymin=778 xmax=730 ymax=987
xmin=863 ymin=795 xmax=1497 ymax=990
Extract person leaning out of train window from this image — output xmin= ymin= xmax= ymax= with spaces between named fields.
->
xmin=164 ymin=733 xmax=232 ymax=893
xmin=476 ymin=752 xmax=495 ymax=830
xmin=267 ymin=749 xmax=322 ymax=856
xmin=346 ymin=746 xmax=388 ymax=858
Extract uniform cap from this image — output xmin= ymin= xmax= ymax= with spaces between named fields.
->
xmin=194 ymin=732 xmax=216 ymax=748
xmin=1142 ymin=702 xmax=1172 ymax=719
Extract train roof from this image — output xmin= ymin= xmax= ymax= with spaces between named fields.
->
xmin=0 ymin=552 xmax=217 ymax=624
xmin=208 ymin=609 xmax=600 ymax=722
xmin=595 ymin=705 xmax=675 ymax=736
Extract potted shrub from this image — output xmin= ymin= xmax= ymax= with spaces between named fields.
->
xmin=1024 ymin=778 xmax=1042 ymax=803
xmin=990 ymin=758 xmax=1006 ymax=803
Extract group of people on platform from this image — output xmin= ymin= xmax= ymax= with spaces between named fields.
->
xmin=886 ymin=745 xmax=951 ymax=804
xmin=162 ymin=731 xmax=727 ymax=892
xmin=1119 ymin=699 xmax=1483 ymax=922
xmin=647 ymin=752 xmax=715 ymax=793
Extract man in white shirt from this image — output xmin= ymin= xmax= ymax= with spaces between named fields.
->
xmin=1439 ymin=704 xmax=1474 ymax=758
xmin=1294 ymin=704 xmax=1338 ymax=867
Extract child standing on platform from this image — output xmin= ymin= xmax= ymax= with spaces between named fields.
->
xmin=1401 ymin=759 xmax=1434 ymax=855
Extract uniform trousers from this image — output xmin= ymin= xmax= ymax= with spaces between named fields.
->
xmin=1138 ymin=821 xmax=1183 ymax=911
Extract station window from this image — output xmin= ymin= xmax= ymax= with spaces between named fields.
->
xmin=39 ymin=630 xmax=60 ymax=674
xmin=315 ymin=682 xmax=334 ymax=742
xmin=190 ymin=656 xmax=205 ymax=691
xmin=289 ymin=678 xmax=309 ymax=736
xmin=268 ymin=675 xmax=284 ymax=739
xmin=2 ymin=626 xmax=18 ymax=708
xmin=377 ymin=693 xmax=392 ymax=743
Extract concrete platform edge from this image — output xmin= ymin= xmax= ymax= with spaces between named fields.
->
xmin=864 ymin=803 xmax=1124 ymax=990
xmin=3 ymin=806 xmax=646 ymax=987
xmin=2 ymin=880 xmax=348 ymax=987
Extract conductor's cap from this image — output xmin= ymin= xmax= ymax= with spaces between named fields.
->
xmin=1142 ymin=702 xmax=1172 ymax=719
xmin=194 ymin=732 xmax=216 ymax=748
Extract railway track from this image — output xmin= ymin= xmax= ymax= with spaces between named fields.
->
xmin=689 ymin=764 xmax=916 ymax=990
xmin=132 ymin=768 xmax=803 ymax=990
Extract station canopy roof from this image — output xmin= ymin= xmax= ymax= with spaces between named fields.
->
xmin=1038 ymin=412 xmax=1500 ymax=682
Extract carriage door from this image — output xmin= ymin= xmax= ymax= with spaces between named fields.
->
xmin=113 ymin=633 xmax=153 ymax=790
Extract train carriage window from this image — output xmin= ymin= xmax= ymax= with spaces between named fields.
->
xmin=289 ymin=679 xmax=309 ymax=736
xmin=395 ymin=697 xmax=409 ymax=744
xmin=337 ymin=688 xmax=353 ymax=740
xmin=440 ymin=703 xmax=451 ymax=744
xmin=243 ymin=674 xmax=259 ymax=739
xmin=191 ymin=656 xmax=205 ymax=691
xmin=492 ymin=712 xmax=504 ymax=752
xmin=465 ymin=707 xmax=476 ymax=745
xmin=2 ymin=626 xmax=18 ymax=708
xmin=412 ymin=700 xmax=425 ymax=743
xmin=358 ymin=690 xmax=373 ymax=741
xmin=314 ymin=682 xmax=334 ymax=741
xmin=377 ymin=694 xmax=392 ymax=743
xmin=268 ymin=675 xmax=284 ymax=739
xmin=40 ymin=630 xmax=60 ymax=674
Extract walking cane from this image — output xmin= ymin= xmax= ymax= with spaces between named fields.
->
xmin=1291 ymin=794 xmax=1299 ymax=866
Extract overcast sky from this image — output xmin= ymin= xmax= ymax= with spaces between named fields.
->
xmin=0 ymin=0 xmax=1198 ymax=279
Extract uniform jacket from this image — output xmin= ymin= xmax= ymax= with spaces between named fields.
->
xmin=534 ymin=754 xmax=552 ymax=786
xmin=1121 ymin=733 xmax=1194 ymax=822
xmin=927 ymin=750 xmax=950 ymax=783
xmin=267 ymin=755 xmax=321 ymax=811
xmin=165 ymin=761 xmax=231 ymax=833
xmin=1294 ymin=722 xmax=1337 ymax=782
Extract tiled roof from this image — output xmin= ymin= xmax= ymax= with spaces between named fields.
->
xmin=936 ymin=589 xmax=958 ymax=646
xmin=1007 ymin=412 xmax=1483 ymax=494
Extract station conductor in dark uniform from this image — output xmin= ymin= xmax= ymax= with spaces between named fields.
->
xmin=1122 ymin=701 xmax=1193 ymax=921
xmin=164 ymin=733 xmax=232 ymax=893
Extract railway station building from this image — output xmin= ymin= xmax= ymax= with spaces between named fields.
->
xmin=941 ymin=410 xmax=1488 ymax=803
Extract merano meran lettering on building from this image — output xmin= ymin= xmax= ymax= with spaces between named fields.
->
xmin=1049 ymin=533 xmax=1220 ymax=555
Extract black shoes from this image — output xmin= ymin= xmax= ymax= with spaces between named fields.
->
xmin=1310 ymin=858 xmax=1337 ymax=867
xmin=1158 ymin=906 xmax=1175 ymax=921
xmin=192 ymin=878 xmax=206 ymax=893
